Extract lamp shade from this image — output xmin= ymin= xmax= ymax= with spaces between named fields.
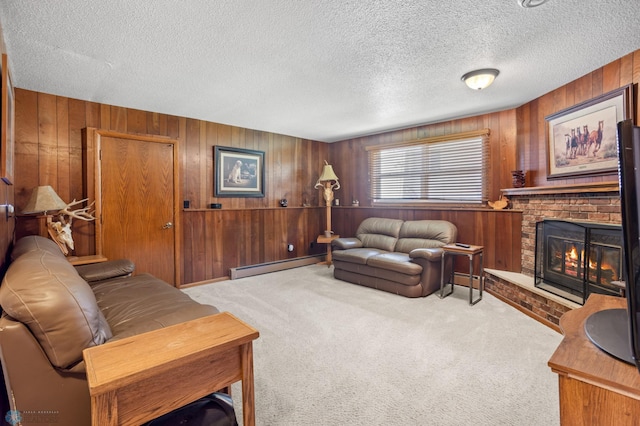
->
xmin=317 ymin=163 xmax=339 ymax=182
xmin=461 ymin=68 xmax=500 ymax=90
xmin=22 ymin=185 xmax=68 ymax=214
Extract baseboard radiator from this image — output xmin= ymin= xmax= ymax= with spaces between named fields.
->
xmin=230 ymin=255 xmax=325 ymax=279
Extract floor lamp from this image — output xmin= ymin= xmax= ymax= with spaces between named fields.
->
xmin=314 ymin=161 xmax=340 ymax=235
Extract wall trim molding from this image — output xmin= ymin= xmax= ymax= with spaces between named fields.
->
xmin=502 ymin=181 xmax=619 ymax=196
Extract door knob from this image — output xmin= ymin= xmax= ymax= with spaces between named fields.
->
xmin=162 ymin=222 xmax=173 ymax=229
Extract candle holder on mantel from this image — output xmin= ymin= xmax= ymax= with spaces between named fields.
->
xmin=511 ymin=170 xmax=526 ymax=188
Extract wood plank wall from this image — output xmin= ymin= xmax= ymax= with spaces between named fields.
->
xmin=518 ymin=51 xmax=640 ymax=187
xmin=10 ymin=49 xmax=640 ymax=282
xmin=0 ymin=25 xmax=13 ymax=277
xmin=326 ymin=50 xmax=640 ymax=273
xmin=331 ymin=207 xmax=522 ymax=272
xmin=326 ymin=108 xmax=521 ymax=271
xmin=328 ymin=109 xmax=517 ymax=205
xmin=14 ymin=89 xmax=328 ymax=284
xmin=183 ymin=207 xmax=325 ymax=283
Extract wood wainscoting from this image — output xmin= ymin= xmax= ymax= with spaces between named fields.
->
xmin=182 ymin=207 xmax=326 ymax=285
xmin=331 ymin=206 xmax=522 ymax=273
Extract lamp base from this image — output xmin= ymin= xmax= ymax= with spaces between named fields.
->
xmin=37 ymin=214 xmax=53 ymax=238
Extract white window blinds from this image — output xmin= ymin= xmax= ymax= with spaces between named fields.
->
xmin=367 ymin=129 xmax=490 ymax=203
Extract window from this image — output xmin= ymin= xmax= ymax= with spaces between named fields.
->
xmin=367 ymin=129 xmax=490 ymax=204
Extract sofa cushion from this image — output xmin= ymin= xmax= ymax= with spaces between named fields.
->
xmin=356 ymin=217 xmax=403 ymax=251
xmin=92 ymin=273 xmax=219 ymax=339
xmin=367 ymin=253 xmax=423 ymax=275
xmin=333 ymin=261 xmax=422 ymax=286
xmin=395 ymin=220 xmax=457 ymax=253
xmin=332 ymin=248 xmax=388 ymax=265
xmin=0 ymin=247 xmax=112 ymax=369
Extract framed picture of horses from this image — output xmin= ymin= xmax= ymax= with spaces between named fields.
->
xmin=214 ymin=146 xmax=265 ymax=197
xmin=545 ymin=84 xmax=634 ymax=179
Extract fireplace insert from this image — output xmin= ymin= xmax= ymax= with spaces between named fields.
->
xmin=534 ymin=219 xmax=623 ymax=305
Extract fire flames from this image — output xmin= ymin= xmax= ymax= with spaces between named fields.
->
xmin=563 ymin=244 xmax=618 ymax=284
xmin=563 ymin=246 xmax=582 ymax=277
xmin=589 ymin=259 xmax=618 ymax=282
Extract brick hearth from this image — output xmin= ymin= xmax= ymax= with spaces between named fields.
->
xmin=484 ymin=269 xmax=578 ymax=330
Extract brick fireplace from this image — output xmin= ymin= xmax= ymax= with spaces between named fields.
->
xmin=515 ymin=187 xmax=621 ymax=276
xmin=484 ymin=182 xmax=621 ymax=328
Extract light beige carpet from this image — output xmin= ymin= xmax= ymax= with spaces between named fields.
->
xmin=184 ymin=264 xmax=563 ymax=426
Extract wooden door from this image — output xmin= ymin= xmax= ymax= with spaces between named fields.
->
xmin=84 ymin=129 xmax=180 ymax=286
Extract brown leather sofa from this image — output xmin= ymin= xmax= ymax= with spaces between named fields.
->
xmin=331 ymin=217 xmax=457 ymax=297
xmin=0 ymin=235 xmax=219 ymax=426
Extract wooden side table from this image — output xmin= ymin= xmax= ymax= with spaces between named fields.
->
xmin=440 ymin=243 xmax=484 ymax=305
xmin=317 ymin=234 xmax=339 ymax=266
xmin=67 ymin=254 xmax=108 ymax=266
xmin=83 ymin=312 xmax=259 ymax=426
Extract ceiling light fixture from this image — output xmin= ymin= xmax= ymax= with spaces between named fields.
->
xmin=461 ymin=69 xmax=500 ymax=90
xmin=518 ymin=0 xmax=549 ymax=8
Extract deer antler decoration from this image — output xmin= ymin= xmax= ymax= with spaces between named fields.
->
xmin=47 ymin=198 xmax=96 ymax=255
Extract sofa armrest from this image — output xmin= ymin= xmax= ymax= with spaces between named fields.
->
xmin=331 ymin=238 xmax=363 ymax=250
xmin=75 ymin=259 xmax=135 ymax=283
xmin=409 ymin=247 xmax=443 ymax=262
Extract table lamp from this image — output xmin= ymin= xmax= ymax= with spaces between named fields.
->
xmin=22 ymin=185 xmax=68 ymax=238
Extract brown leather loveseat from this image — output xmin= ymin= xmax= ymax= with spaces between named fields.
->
xmin=331 ymin=217 xmax=457 ymax=297
xmin=0 ymin=235 xmax=219 ymax=425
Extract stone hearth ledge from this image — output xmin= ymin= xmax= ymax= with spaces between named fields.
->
xmin=484 ymin=268 xmax=580 ymax=331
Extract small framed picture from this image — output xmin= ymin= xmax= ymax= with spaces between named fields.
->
xmin=214 ymin=146 xmax=265 ymax=197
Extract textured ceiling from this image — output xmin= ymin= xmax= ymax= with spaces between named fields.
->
xmin=1 ymin=1 xmax=639 ymax=142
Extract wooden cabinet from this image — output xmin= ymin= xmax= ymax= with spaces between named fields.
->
xmin=548 ymin=294 xmax=640 ymax=425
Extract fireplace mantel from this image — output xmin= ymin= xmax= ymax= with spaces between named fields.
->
xmin=501 ymin=181 xmax=619 ymax=197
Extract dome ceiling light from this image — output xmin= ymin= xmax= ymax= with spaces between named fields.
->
xmin=518 ymin=0 xmax=550 ymax=8
xmin=461 ymin=68 xmax=500 ymax=90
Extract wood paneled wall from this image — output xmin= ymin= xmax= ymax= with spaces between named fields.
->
xmin=332 ymin=207 xmax=522 ymax=272
xmin=326 ymin=109 xmax=520 ymax=271
xmin=0 ymin=24 xmax=13 ymax=279
xmin=326 ymin=49 xmax=640 ymax=272
xmin=11 ymin=50 xmax=640 ymax=281
xmin=14 ymin=89 xmax=329 ymax=284
xmin=0 ymin=172 xmax=12 ymax=278
xmin=327 ymin=109 xmax=517 ymax=206
xmin=517 ymin=51 xmax=640 ymax=187
xmin=183 ymin=207 xmax=325 ymax=283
